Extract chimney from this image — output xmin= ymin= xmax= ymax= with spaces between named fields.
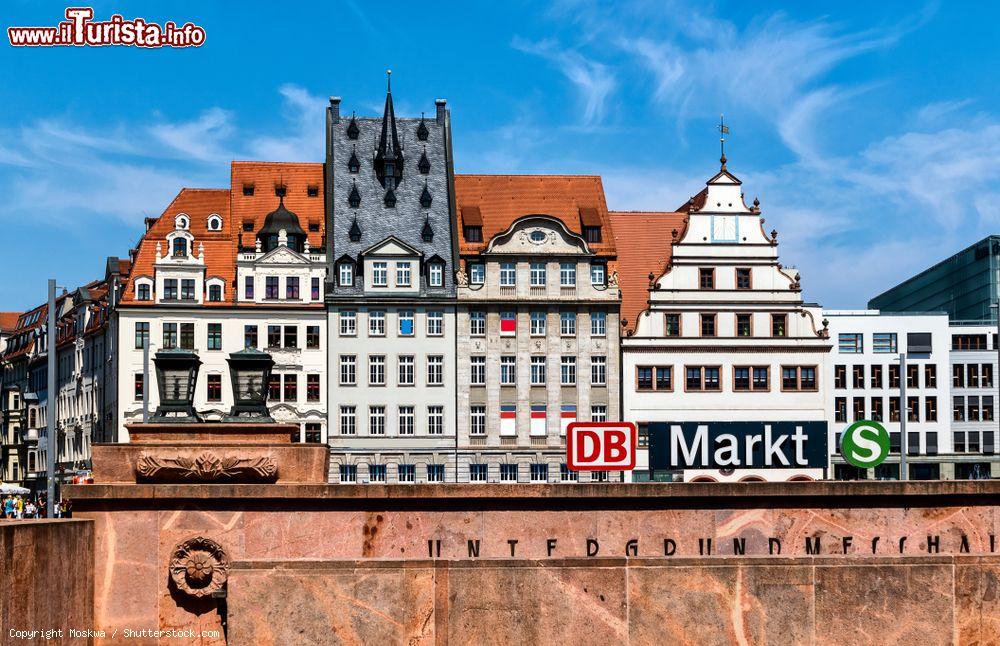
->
xmin=329 ymin=96 xmax=342 ymax=122
xmin=435 ymin=99 xmax=447 ymax=125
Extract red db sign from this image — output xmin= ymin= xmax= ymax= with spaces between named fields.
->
xmin=566 ymin=422 xmax=637 ymax=471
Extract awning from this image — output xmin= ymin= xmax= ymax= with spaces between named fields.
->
xmin=461 ymin=206 xmax=483 ymax=226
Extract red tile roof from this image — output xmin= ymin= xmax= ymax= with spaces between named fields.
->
xmin=230 ymin=162 xmax=325 ymax=251
xmin=454 ymin=175 xmax=617 ymax=258
xmin=0 ymin=312 xmax=21 ymax=333
xmin=609 ymin=211 xmax=688 ymax=334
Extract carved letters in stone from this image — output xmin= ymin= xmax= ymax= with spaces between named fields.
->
xmin=136 ymin=452 xmax=278 ymax=483
xmin=169 ymin=536 xmax=230 ymax=598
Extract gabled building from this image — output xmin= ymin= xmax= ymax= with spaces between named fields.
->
xmin=325 ymin=76 xmax=458 ymax=484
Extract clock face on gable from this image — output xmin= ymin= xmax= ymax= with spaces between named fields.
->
xmin=711 ymin=215 xmax=738 ymax=243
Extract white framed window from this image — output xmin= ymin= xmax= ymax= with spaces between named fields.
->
xmin=530 ymin=262 xmax=546 ymax=286
xmin=395 ymin=262 xmax=411 ymax=287
xmin=500 ymin=311 xmax=517 ymax=336
xmin=339 ymin=262 xmax=354 ymax=286
xmin=560 ymin=262 xmax=576 ymax=287
xmin=560 ymin=312 xmax=577 ymax=336
xmin=339 ymin=355 xmax=356 ymax=385
xmin=429 ymin=263 xmax=444 ymax=287
xmin=207 ymin=214 xmax=223 ymax=231
xmin=398 ymin=310 xmax=415 ymax=336
xmin=136 ymin=280 xmax=153 ymax=301
xmin=530 ymin=463 xmax=548 ymax=482
xmin=369 ymin=311 xmax=385 ymax=336
xmin=369 ymin=406 xmax=386 ymax=436
xmin=561 ymin=356 xmax=577 ymax=385
xmin=369 ymin=355 xmax=386 ymax=385
xmin=369 ymin=464 xmax=387 ymax=482
xmin=339 ymin=464 xmax=357 ymax=482
xmin=427 ymin=356 xmax=444 ymax=385
xmin=591 ymin=405 xmax=607 ymax=422
xmin=470 ymin=405 xmax=486 ymax=435
xmin=500 ymin=262 xmax=516 ymax=287
xmin=398 ymin=355 xmax=415 ymax=386
xmin=470 ymin=356 xmax=486 ymax=386
xmin=470 ymin=263 xmax=485 ymax=285
xmin=500 ymin=463 xmax=518 ymax=482
xmin=398 ymin=464 xmax=416 ymax=482
xmin=470 ymin=311 xmax=486 ymax=336
xmin=427 ymin=311 xmax=444 ymax=336
xmin=340 ymin=311 xmax=357 ymax=336
xmin=470 ymin=464 xmax=488 ymax=482
xmin=530 ymin=311 xmax=546 ymax=336
xmin=591 ymin=311 xmax=606 ymax=337
xmin=590 ymin=263 xmax=606 ymax=286
xmin=500 ymin=356 xmax=516 ymax=386
xmin=591 ymin=356 xmax=607 ymax=385
xmin=339 ymin=406 xmax=356 ymax=435
xmin=428 ymin=406 xmax=444 ymax=435
xmin=530 ymin=356 xmax=547 ymax=385
xmin=372 ymin=261 xmax=388 ymax=287
xmin=398 ymin=406 xmax=414 ymax=435
xmin=427 ymin=464 xmax=445 ymax=482
xmin=560 ymin=463 xmax=578 ymax=482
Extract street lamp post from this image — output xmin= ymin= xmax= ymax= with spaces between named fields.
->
xmin=899 ymin=352 xmax=908 ymax=481
xmin=46 ymin=280 xmax=56 ymax=517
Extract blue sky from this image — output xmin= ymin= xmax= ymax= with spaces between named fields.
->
xmin=1 ymin=1 xmax=997 ymax=311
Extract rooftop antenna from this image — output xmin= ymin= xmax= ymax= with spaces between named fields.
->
xmin=718 ymin=114 xmax=730 ymax=170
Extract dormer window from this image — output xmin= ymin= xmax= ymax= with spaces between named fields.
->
xmin=307 ymin=185 xmax=319 ymax=197
xmin=172 ymin=238 xmax=188 ymax=258
xmin=418 ymin=150 xmax=430 ymax=174
xmin=175 ymin=214 xmax=189 ymax=230
xmin=428 ymin=261 xmax=444 ymax=287
xmin=384 ymin=186 xmax=397 ymax=208
xmin=348 ymin=147 xmax=360 ymax=173
xmin=275 ymin=185 xmax=287 ymax=198
xmin=242 ymin=183 xmax=254 ymax=196
xmin=417 ymin=115 xmax=429 ymax=141
xmin=207 ymin=215 xmax=223 ymax=231
xmin=349 ymin=218 xmax=362 ymax=242
xmin=464 ymin=226 xmax=483 ymax=242
xmin=348 ymin=182 xmax=361 ymax=208
xmin=308 ymin=221 xmax=320 ymax=232
xmin=421 ymin=218 xmax=434 ymax=242
xmin=339 ymin=261 xmax=354 ymax=286
xmin=346 ymin=113 xmax=359 ymax=139
xmin=242 ymin=220 xmax=254 ymax=232
xmin=136 ymin=282 xmax=151 ymax=301
xmin=420 ymin=184 xmax=432 ymax=208
xmin=583 ymin=226 xmax=602 ymax=243
xmin=208 ymin=284 xmax=222 ymax=302
xmin=384 ymin=161 xmax=396 ymax=188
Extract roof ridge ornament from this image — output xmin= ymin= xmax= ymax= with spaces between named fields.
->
xmin=347 ymin=111 xmax=359 ymax=140
xmin=417 ymin=112 xmax=429 ymax=141
xmin=718 ymin=114 xmax=730 ymax=171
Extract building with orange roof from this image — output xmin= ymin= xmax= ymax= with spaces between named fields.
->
xmin=115 ymin=163 xmax=329 ymax=443
xmin=452 ymin=174 xmax=622 ymax=483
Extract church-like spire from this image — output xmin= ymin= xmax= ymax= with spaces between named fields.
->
xmin=375 ymin=69 xmax=404 ymax=189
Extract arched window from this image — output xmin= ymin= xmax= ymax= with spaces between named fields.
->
xmin=172 ymin=238 xmax=188 ymax=258
xmin=208 ymin=284 xmax=222 ymax=302
xmin=175 ymin=215 xmax=189 ymax=230
xmin=136 ymin=282 xmax=151 ymax=301
xmin=207 ymin=215 xmax=223 ymax=231
xmin=28 ymin=409 xmax=36 ymax=427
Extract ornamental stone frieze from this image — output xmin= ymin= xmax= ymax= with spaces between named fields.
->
xmin=135 ymin=451 xmax=278 ymax=483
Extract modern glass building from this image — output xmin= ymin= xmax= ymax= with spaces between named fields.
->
xmin=869 ymin=235 xmax=1000 ymax=322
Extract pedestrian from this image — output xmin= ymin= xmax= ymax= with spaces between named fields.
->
xmin=24 ymin=500 xmax=36 ymax=518
xmin=61 ymin=499 xmax=72 ymax=518
xmin=3 ymin=496 xmax=13 ymax=519
xmin=15 ymin=496 xmax=23 ymax=519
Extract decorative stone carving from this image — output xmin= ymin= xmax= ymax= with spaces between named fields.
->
xmin=608 ymin=271 xmax=619 ymax=288
xmin=169 ymin=536 xmax=230 ymax=598
xmin=455 ymin=269 xmax=468 ymax=286
xmin=136 ymin=452 xmax=278 ymax=483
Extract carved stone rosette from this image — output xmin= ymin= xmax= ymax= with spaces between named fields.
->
xmin=169 ymin=536 xmax=230 ymax=598
xmin=136 ymin=452 xmax=278 ymax=483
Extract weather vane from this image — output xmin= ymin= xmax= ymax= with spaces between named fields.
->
xmin=718 ymin=114 xmax=729 ymax=169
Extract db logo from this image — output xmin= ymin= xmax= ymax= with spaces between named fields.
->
xmin=566 ymin=422 xmax=637 ymax=471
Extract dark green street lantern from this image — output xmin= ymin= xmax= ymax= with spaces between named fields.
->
xmin=224 ymin=348 xmax=275 ymax=422
xmin=152 ymin=349 xmax=202 ymax=422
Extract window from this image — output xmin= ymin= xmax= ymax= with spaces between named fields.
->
xmin=560 ymin=312 xmax=577 ymax=336
xmin=889 ymin=397 xmax=901 ymax=422
xmin=873 ymin=333 xmax=897 ymax=353
xmin=372 ymin=262 xmax=388 ymax=287
xmin=530 ymin=356 xmax=547 ymax=385
xmin=180 ymin=323 xmax=195 ymax=349
xmin=134 ymin=322 xmax=149 ymax=349
xmin=369 ymin=356 xmax=385 ymax=385
xmin=500 ymin=263 xmax=516 ymax=287
xmin=339 ymin=406 xmax=356 ymax=435
xmin=427 ymin=464 xmax=445 ymax=482
xmin=428 ymin=406 xmax=444 ymax=435
xmin=583 ymin=226 xmax=602 ymax=243
xmin=686 ymin=366 xmax=721 ymax=391
xmin=500 ymin=311 xmax=517 ymax=336
xmin=469 ymin=263 xmax=485 ymax=284
xmin=771 ymin=314 xmax=787 ymax=338
xmin=133 ymin=373 xmax=144 ymax=400
xmin=398 ymin=311 xmax=415 ymax=336
xmin=427 ymin=356 xmax=444 ymax=385
xmin=207 ymin=374 xmax=222 ymax=402
xmin=889 ymin=364 xmax=900 ymax=388
xmin=871 ymin=397 xmax=883 ymax=421
xmin=664 ymin=314 xmax=680 ymax=337
xmin=953 ymin=364 xmax=965 ymax=388
xmin=736 ymin=268 xmax=751 ymax=290
xmin=427 ymin=311 xmax=444 ymax=336
xmin=500 ymin=464 xmax=518 ymax=482
xmin=369 ymin=311 xmax=385 ymax=336
xmin=700 ymin=313 xmax=716 ymax=337
xmin=369 ymin=464 xmax=387 ymax=482
xmin=699 ymin=268 xmax=715 ymax=289
xmin=398 ymin=406 xmax=414 ymax=435
xmin=734 ymin=366 xmax=769 ymax=391
xmin=137 ymin=283 xmax=151 ymax=301
xmin=265 ymin=277 xmax=279 ymax=299
xmin=283 ymin=374 xmax=297 ymax=402
xmin=243 ymin=325 xmax=257 ymax=349
xmin=853 ymin=365 xmax=865 ymax=389
xmin=163 ymin=279 xmax=178 ymax=300
xmin=207 ymin=323 xmax=222 ymax=350
xmin=244 ymin=276 xmax=254 ymax=299
xmin=969 ymin=396 xmax=981 ymax=422
xmin=782 ymin=366 xmax=818 ymax=391
xmin=471 ymin=406 xmax=486 ymax=435
xmin=339 ymin=465 xmax=357 ymax=482
xmin=369 ymin=407 xmax=386 ymax=435
xmin=530 ymin=263 xmax=547 ymax=287
xmin=283 ymin=325 xmax=297 ymax=349
xmin=590 ymin=263 xmax=606 ymax=286
xmin=530 ymin=464 xmax=549 ymax=482
xmin=953 ymin=396 xmax=965 ymax=422
xmin=560 ymin=262 xmax=577 ymax=287
xmin=469 ymin=356 xmax=486 ymax=386
xmin=969 ymin=364 xmax=981 ymax=388
xmin=470 ymin=464 xmax=488 ymax=482
xmin=925 ymin=396 xmax=938 ymax=422
xmin=306 ymin=325 xmax=320 ymax=349
xmin=286 ymin=277 xmax=300 ymax=300
xmin=560 ymin=356 xmax=577 ymax=385
xmin=530 ymin=311 xmax=547 ymax=336
xmin=560 ymin=464 xmax=578 ymax=482
xmin=835 ymin=397 xmax=847 ymax=423
xmin=907 ymin=364 xmax=920 ymax=389
xmin=172 ymin=237 xmax=188 ymax=258
xmin=395 ymin=262 xmax=411 ymax=287
xmin=871 ymin=365 xmax=883 ymax=388
xmin=984 ymin=364 xmax=994 ymax=388
xmin=267 ymin=374 xmax=281 ymax=401
xmin=984 ymin=396 xmax=995 ymax=421
xmin=907 ymin=396 xmax=919 ymax=422
xmin=588 ymin=311 xmax=607 ymax=337
xmin=339 ymin=262 xmax=354 ymax=286
xmin=398 ymin=355 xmax=415 ymax=386
xmin=470 ymin=311 xmax=486 ymax=336
xmin=591 ymin=356 xmax=607 ymax=385
xmin=736 ymin=313 xmax=752 ymax=337
xmin=464 ymin=226 xmax=483 ymax=243
xmin=839 ymin=333 xmax=862 ymax=353
xmin=953 ymin=334 xmax=987 ymax=350
xmin=340 ymin=311 xmax=356 ymax=336
xmin=429 ymin=263 xmax=444 ymax=287
xmin=853 ymin=397 xmax=866 ymax=421
xmin=500 ymin=356 xmax=516 ymax=386
xmin=637 ymin=366 xmax=653 ymax=390
xmin=311 ymin=277 xmax=321 ymax=300
xmin=398 ymin=464 xmax=415 ymax=483
xmin=834 ymin=365 xmax=847 ymax=389
xmin=162 ymin=323 xmax=178 ymax=349
xmin=208 ymin=284 xmax=222 ymax=302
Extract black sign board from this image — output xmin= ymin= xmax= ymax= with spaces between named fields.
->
xmin=648 ymin=421 xmax=828 ymax=470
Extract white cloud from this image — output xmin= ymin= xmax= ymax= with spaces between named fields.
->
xmin=149 ymin=107 xmax=234 ymax=162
